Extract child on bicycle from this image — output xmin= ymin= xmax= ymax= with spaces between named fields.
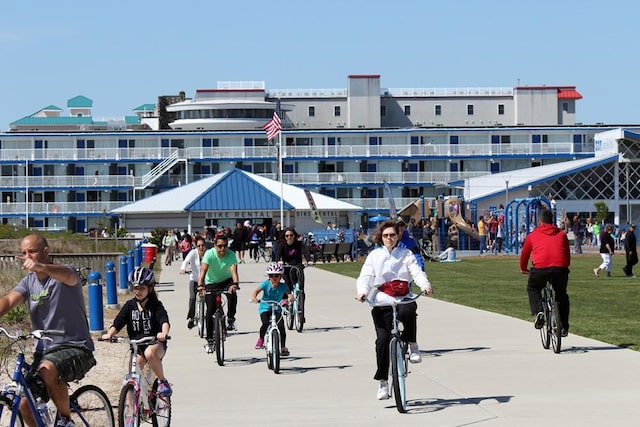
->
xmin=102 ymin=267 xmax=172 ymax=396
xmin=250 ymin=263 xmax=294 ymax=356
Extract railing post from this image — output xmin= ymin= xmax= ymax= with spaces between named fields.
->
xmin=87 ymin=271 xmax=104 ymax=333
xmin=127 ymin=250 xmax=134 ymax=277
xmin=119 ymin=255 xmax=129 ymax=294
xmin=104 ymin=261 xmax=118 ymax=308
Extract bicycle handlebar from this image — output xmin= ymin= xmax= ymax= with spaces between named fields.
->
xmin=364 ymin=292 xmax=423 ymax=307
xmin=0 ymin=327 xmax=65 ymax=341
xmin=99 ymin=336 xmax=171 ymax=345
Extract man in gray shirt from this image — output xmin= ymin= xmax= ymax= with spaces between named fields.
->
xmin=0 ymin=234 xmax=96 ymax=427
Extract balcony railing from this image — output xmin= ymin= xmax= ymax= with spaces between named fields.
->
xmin=0 ymin=142 xmax=593 ymax=163
xmin=0 ymin=201 xmax=130 ymax=216
xmin=0 ymin=175 xmax=140 ymax=189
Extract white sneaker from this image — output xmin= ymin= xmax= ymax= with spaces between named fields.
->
xmin=204 ymin=343 xmax=213 ymax=354
xmin=377 ymin=380 xmax=390 ymax=400
xmin=409 ymin=342 xmax=422 ymax=363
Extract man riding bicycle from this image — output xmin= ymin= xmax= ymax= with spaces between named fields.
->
xmin=519 ymin=208 xmax=571 ymax=337
xmin=0 ymin=234 xmax=96 ymax=427
xmin=197 ymin=235 xmax=239 ymax=354
xmin=275 ymin=227 xmax=313 ymax=292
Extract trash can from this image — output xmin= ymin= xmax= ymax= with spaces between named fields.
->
xmin=142 ymin=243 xmax=158 ymax=264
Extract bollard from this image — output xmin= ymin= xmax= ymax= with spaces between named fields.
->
xmin=104 ymin=261 xmax=118 ymax=308
xmin=127 ymin=250 xmax=134 ymax=277
xmin=87 ymin=271 xmax=104 ymax=333
xmin=119 ymin=255 xmax=129 ymax=294
xmin=134 ymin=243 xmax=142 ymax=268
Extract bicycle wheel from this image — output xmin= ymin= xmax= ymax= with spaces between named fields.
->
xmin=70 ymin=384 xmax=115 ymax=427
xmin=265 ymin=333 xmax=273 ymax=370
xmin=551 ymin=302 xmax=562 ymax=354
xmin=295 ymin=290 xmax=305 ymax=333
xmin=197 ymin=297 xmax=205 ymax=338
xmin=270 ymin=329 xmax=280 ymax=374
xmin=286 ymin=295 xmax=295 ymax=330
xmin=540 ymin=299 xmax=551 ymax=350
xmin=118 ymin=383 xmax=140 ymax=427
xmin=0 ymin=396 xmax=24 ymax=427
xmin=214 ymin=312 xmax=225 ymax=366
xmin=390 ymin=338 xmax=407 ymax=413
xmin=151 ymin=379 xmax=172 ymax=427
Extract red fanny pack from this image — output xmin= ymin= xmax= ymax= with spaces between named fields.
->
xmin=379 ymin=280 xmax=410 ymax=297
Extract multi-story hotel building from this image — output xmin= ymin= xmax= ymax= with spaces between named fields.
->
xmin=2 ymin=75 xmax=638 ymax=233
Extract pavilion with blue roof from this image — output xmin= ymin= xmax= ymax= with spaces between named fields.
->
xmin=111 ymin=169 xmax=362 ymax=235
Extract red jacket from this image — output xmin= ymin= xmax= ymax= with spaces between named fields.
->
xmin=519 ymin=223 xmax=570 ymax=271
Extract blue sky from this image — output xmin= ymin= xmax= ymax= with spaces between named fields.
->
xmin=1 ymin=0 xmax=637 ymax=130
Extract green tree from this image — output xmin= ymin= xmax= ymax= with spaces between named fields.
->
xmin=594 ymin=201 xmax=609 ymax=224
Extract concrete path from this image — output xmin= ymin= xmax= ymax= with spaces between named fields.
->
xmin=154 ymin=255 xmax=640 ymax=426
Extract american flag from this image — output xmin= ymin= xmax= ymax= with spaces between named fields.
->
xmin=264 ymin=99 xmax=282 ymax=142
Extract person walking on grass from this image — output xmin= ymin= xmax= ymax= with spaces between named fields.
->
xmin=623 ymin=224 xmax=638 ymax=277
xmin=594 ymin=224 xmax=615 ymax=277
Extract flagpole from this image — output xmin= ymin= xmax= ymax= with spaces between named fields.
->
xmin=279 ymin=132 xmax=284 ymax=227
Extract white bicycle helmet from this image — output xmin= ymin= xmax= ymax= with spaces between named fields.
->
xmin=128 ymin=266 xmax=156 ymax=288
xmin=266 ymin=262 xmax=284 ymax=275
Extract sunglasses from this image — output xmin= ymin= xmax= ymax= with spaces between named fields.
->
xmin=196 ymin=244 xmax=206 ymax=248
xmin=285 ymin=234 xmax=295 ymax=237
xmin=382 ymin=233 xmax=397 ymax=238
xmin=215 ymin=244 xmax=227 ymax=248
xmin=268 ymin=274 xmax=282 ymax=277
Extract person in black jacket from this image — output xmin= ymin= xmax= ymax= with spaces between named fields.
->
xmin=275 ymin=227 xmax=313 ymax=291
xmin=102 ymin=267 xmax=172 ymax=396
xmin=623 ymin=224 xmax=638 ymax=277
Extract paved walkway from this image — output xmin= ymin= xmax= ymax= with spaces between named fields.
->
xmin=155 ymin=255 xmax=640 ymax=426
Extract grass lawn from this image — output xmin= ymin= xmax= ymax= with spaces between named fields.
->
xmin=315 ymin=253 xmax=640 ymax=351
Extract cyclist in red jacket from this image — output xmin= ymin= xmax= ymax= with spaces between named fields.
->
xmin=519 ymin=208 xmax=571 ymax=337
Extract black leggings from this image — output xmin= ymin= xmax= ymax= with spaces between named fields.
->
xmin=259 ymin=311 xmax=286 ymax=347
xmin=371 ymin=302 xmax=418 ymax=380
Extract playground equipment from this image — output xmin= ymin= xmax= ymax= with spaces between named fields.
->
xmin=504 ymin=196 xmax=553 ymax=254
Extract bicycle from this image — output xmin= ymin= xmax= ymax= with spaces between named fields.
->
xmin=76 ymin=267 xmax=92 ymax=287
xmin=283 ymin=264 xmax=305 ymax=332
xmin=365 ymin=293 xmax=422 ymax=413
xmin=200 ymin=287 xmax=231 ymax=366
xmin=419 ymin=239 xmax=435 ymax=262
xmin=253 ymin=299 xmax=286 ymax=374
xmin=253 ymin=244 xmax=272 ymax=263
xmin=194 ymin=288 xmax=206 ymax=339
xmin=540 ymin=282 xmax=562 ymax=354
xmin=102 ymin=336 xmax=171 ymax=427
xmin=0 ymin=328 xmax=115 ymax=427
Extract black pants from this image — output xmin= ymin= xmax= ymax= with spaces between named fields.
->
xmin=623 ymin=252 xmax=638 ymax=276
xmin=526 ymin=267 xmax=570 ymax=331
xmin=187 ymin=280 xmax=198 ymax=320
xmin=204 ymin=279 xmax=237 ymax=340
xmin=259 ymin=311 xmax=286 ymax=347
xmin=371 ymin=302 xmax=417 ymax=381
xmin=283 ymin=265 xmax=305 ymax=292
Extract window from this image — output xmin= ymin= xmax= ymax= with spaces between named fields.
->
xmin=467 ymin=105 xmax=474 ymax=115
xmin=404 ymin=105 xmax=411 ymax=116
xmin=562 ymin=102 xmax=568 ymax=112
xmin=380 ymin=105 xmax=387 ymax=116
xmin=334 ymin=106 xmax=341 ymax=117
xmin=498 ymin=104 xmax=505 ymax=115
xmin=435 ymin=105 xmax=441 ymax=116
xmin=308 ymin=106 xmax=315 ymax=117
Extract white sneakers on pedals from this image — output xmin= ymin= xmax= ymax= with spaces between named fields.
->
xmin=409 ymin=342 xmax=422 ymax=363
xmin=377 ymin=380 xmax=390 ymax=400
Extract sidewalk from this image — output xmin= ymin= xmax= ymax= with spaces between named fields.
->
xmin=156 ymin=256 xmax=640 ymax=426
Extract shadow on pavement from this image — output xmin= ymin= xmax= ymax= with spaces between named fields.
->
xmin=424 ymin=346 xmax=490 ymax=357
xmin=404 ymin=394 xmax=513 ymax=414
